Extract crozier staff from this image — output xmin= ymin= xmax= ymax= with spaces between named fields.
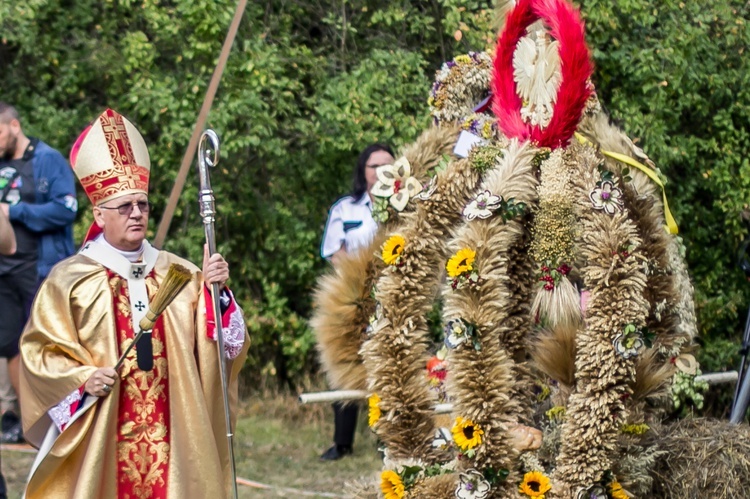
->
xmin=19 ymin=109 xmax=249 ymax=499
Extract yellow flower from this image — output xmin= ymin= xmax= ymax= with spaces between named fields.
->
xmin=620 ymin=423 xmax=650 ymax=435
xmin=610 ymin=481 xmax=629 ymax=499
xmin=381 ymin=470 xmax=405 ymax=499
xmin=545 ymin=406 xmax=565 ymax=421
xmin=382 ymin=235 xmax=406 ymax=265
xmin=451 ymin=416 xmax=483 ymax=451
xmin=519 ymin=471 xmax=552 ymax=497
xmin=368 ymin=393 xmax=381 ymax=427
xmin=446 ymin=248 xmax=475 ymax=278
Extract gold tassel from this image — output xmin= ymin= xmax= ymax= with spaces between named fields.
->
xmin=139 ymin=264 xmax=193 ymax=331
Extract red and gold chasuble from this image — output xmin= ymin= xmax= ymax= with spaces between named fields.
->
xmin=108 ymin=270 xmax=170 ymax=499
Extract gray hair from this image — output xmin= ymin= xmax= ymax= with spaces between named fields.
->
xmin=0 ymin=103 xmax=20 ymax=125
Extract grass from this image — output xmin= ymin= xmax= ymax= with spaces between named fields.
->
xmin=1 ymin=394 xmax=382 ymax=499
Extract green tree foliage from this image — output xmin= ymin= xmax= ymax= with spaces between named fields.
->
xmin=1 ymin=1 xmax=749 ymax=395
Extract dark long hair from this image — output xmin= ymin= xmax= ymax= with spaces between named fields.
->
xmin=351 ymin=143 xmax=394 ymax=202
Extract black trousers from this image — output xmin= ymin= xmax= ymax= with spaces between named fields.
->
xmin=332 ymin=401 xmax=358 ymax=447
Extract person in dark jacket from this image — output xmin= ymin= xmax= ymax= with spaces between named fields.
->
xmin=0 ymin=102 xmax=77 ymax=446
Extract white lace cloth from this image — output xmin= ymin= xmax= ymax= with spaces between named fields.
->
xmin=214 ymin=301 xmax=246 ymax=360
xmin=48 ymin=388 xmax=83 ymax=432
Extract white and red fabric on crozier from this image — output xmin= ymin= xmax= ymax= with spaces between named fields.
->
xmin=47 ymin=287 xmax=246 ymax=434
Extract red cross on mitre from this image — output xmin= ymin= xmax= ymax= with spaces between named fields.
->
xmin=117 ymin=165 xmax=141 ymax=190
xmin=101 ymin=114 xmax=127 ymax=141
xmin=99 ymin=109 xmax=138 ymax=169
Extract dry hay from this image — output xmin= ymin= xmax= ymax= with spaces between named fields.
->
xmin=650 ymin=418 xmax=750 ymax=498
xmin=345 ymin=477 xmax=379 ymax=499
xmin=310 ymin=234 xmax=384 ymax=391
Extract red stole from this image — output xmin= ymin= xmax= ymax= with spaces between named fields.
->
xmin=108 ymin=270 xmax=170 ymax=499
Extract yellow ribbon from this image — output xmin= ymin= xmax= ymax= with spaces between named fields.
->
xmin=574 ymin=132 xmax=678 ymax=234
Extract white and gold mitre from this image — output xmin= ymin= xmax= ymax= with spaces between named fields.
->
xmin=69 ymin=108 xmax=150 ymax=206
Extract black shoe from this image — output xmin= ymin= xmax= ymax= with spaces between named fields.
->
xmin=0 ymin=411 xmax=18 ymax=434
xmin=0 ymin=421 xmax=24 ymax=444
xmin=319 ymin=444 xmax=353 ymax=461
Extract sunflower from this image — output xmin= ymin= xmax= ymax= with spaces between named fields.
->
xmin=446 ymin=248 xmax=476 ymax=277
xmin=382 ymin=234 xmax=406 ymax=265
xmin=519 ymin=471 xmax=551 ymax=497
xmin=451 ymin=416 xmax=484 ymax=451
xmin=609 ymin=480 xmax=629 ymax=499
xmin=368 ymin=393 xmax=382 ymax=427
xmin=381 ymin=470 xmax=405 ymax=499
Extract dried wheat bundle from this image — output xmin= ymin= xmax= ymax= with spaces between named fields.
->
xmin=550 ymin=142 xmax=650 ymax=497
xmin=439 ymin=139 xmax=539 ymax=497
xmin=362 ymin=124 xmax=482 ymax=464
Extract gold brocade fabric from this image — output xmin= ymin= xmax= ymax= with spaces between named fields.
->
xmin=19 ymin=250 xmax=249 ymax=499
xmin=109 ymin=272 xmax=170 ymax=498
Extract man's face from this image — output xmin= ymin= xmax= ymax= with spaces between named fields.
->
xmin=0 ymin=121 xmax=19 ymax=161
xmin=93 ymin=193 xmax=149 ymax=251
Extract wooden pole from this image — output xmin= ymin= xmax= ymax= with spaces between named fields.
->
xmin=153 ymin=0 xmax=248 ymax=249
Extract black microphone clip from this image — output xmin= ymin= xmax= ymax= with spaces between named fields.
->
xmin=136 ymin=330 xmax=154 ymax=371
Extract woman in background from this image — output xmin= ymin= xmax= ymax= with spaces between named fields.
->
xmin=319 ymin=143 xmax=395 ymax=460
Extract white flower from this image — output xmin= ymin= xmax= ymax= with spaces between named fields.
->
xmin=613 ymin=332 xmax=645 ymax=359
xmin=463 ymin=190 xmax=502 ymax=220
xmin=444 ymin=319 xmax=469 ymax=349
xmin=590 ymin=180 xmax=624 ymax=214
xmin=674 ymin=353 xmax=699 ymax=375
xmin=455 ymin=470 xmax=491 ymax=499
xmin=432 ymin=427 xmax=453 ymax=449
xmin=416 ymin=175 xmax=438 ymax=201
xmin=371 ymin=157 xmax=423 ymax=211
xmin=365 ymin=302 xmax=390 ymax=336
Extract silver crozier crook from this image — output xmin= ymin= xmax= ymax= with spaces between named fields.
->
xmin=197 ymin=130 xmax=239 ymax=499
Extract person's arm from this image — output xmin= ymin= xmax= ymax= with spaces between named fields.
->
xmin=0 ymin=204 xmax=16 ymax=255
xmin=8 ymin=149 xmax=77 ymax=232
xmin=321 ymin=202 xmax=346 ymax=260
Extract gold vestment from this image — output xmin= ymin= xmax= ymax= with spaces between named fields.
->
xmin=20 ymin=250 xmax=249 ymax=499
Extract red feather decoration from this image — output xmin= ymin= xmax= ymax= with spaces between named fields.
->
xmin=491 ymin=0 xmax=593 ymax=149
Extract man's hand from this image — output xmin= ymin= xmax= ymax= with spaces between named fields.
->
xmin=84 ymin=367 xmax=117 ymax=397
xmin=202 ymin=244 xmax=230 ymax=288
xmin=0 ymin=203 xmax=8 ymax=216
xmin=0 ymin=203 xmax=15 ymax=256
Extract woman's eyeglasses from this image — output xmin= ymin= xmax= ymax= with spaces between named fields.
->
xmin=98 ymin=200 xmax=151 ymax=216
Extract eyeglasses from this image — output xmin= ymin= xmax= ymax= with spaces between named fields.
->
xmin=98 ymin=200 xmax=151 ymax=216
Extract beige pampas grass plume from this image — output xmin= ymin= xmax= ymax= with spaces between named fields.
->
xmin=631 ymin=349 xmax=675 ymax=402
xmin=530 ymin=276 xmax=583 ymax=331
xmin=311 ymin=235 xmax=384 ymax=391
xmin=529 ymin=322 xmax=578 ymax=389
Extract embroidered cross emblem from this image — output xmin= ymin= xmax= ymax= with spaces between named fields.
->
xmin=132 ymin=266 xmax=145 ymax=278
xmin=117 ymin=165 xmax=141 ymax=190
xmin=134 ymin=301 xmax=146 ymax=312
xmin=102 ymin=115 xmax=127 ymax=140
